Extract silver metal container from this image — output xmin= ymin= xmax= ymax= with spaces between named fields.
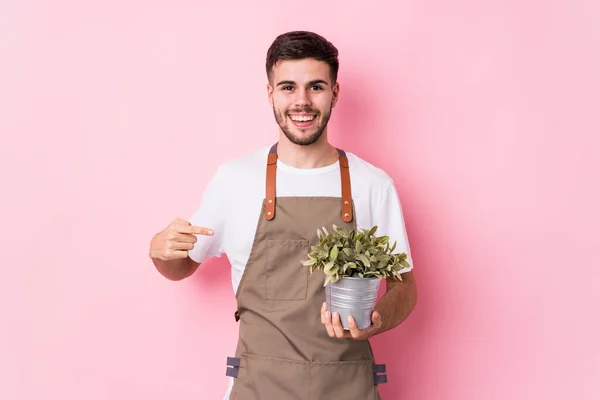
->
xmin=326 ymin=277 xmax=381 ymax=330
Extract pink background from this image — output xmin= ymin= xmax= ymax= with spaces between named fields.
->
xmin=2 ymin=1 xmax=599 ymax=399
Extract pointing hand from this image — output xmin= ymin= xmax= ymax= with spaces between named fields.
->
xmin=150 ymin=218 xmax=213 ymax=261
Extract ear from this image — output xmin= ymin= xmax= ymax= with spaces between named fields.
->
xmin=267 ymin=83 xmax=274 ymax=106
xmin=331 ymin=82 xmax=340 ymax=108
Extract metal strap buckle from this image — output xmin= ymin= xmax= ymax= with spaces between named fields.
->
xmin=226 ymin=357 xmax=241 ymax=378
xmin=373 ymin=363 xmax=387 ymax=385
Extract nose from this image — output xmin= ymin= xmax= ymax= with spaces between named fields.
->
xmin=294 ymin=88 xmax=311 ymax=109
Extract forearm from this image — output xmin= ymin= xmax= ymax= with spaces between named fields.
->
xmin=152 ymin=257 xmax=200 ymax=281
xmin=373 ymin=272 xmax=417 ymax=335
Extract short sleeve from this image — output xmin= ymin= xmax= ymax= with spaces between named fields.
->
xmin=373 ymin=180 xmax=413 ymax=272
xmin=188 ymin=167 xmax=227 ymax=263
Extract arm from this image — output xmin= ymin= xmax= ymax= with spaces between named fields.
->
xmin=372 ymin=270 xmax=417 ymax=334
xmin=323 ymin=178 xmax=416 ymax=339
xmin=152 ymin=256 xmax=200 ymax=281
xmin=367 ymin=179 xmax=417 ymax=336
xmin=150 ymin=167 xmax=225 ymax=281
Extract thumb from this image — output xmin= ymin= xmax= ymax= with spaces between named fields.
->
xmin=372 ymin=311 xmax=382 ymax=327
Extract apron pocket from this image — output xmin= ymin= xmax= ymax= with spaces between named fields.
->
xmin=266 ymin=239 xmax=309 ymax=300
xmin=234 ymin=353 xmax=310 ymax=400
xmin=309 ymin=359 xmax=379 ymax=400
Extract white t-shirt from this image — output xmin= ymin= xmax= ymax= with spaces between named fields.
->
xmin=188 ymin=145 xmax=413 ymax=399
xmin=188 ymin=144 xmax=413 ymax=293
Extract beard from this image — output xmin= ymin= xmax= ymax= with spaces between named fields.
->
xmin=272 ymin=103 xmax=333 ymax=146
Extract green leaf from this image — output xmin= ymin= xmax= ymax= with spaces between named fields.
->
xmin=324 ymin=261 xmax=336 ymax=273
xmin=329 ymin=246 xmax=339 ymax=262
xmin=356 ymin=254 xmax=370 ymax=267
xmin=334 ymin=225 xmax=348 ymax=237
xmin=301 ymin=259 xmax=317 ymax=266
xmin=355 ymin=240 xmax=363 ymax=254
xmin=342 ymin=262 xmax=349 ymax=274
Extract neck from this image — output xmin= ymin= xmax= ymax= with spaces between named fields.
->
xmin=276 ymin=130 xmax=339 ymax=169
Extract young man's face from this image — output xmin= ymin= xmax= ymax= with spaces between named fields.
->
xmin=268 ymin=58 xmax=339 ymax=146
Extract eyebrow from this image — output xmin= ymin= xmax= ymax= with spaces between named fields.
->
xmin=276 ymin=79 xmax=329 ymax=87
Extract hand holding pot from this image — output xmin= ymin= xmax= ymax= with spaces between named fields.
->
xmin=320 ymin=302 xmax=382 ymax=340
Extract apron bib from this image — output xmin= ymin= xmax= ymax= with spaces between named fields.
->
xmin=226 ymin=143 xmax=387 ymax=400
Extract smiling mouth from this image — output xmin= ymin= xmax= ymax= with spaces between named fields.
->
xmin=288 ymin=113 xmax=317 ymax=127
xmin=289 ymin=114 xmax=316 ymax=122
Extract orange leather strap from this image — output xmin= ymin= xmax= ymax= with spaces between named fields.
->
xmin=264 ymin=143 xmax=353 ymax=222
xmin=265 ymin=152 xmax=277 ymax=220
xmin=339 ymin=154 xmax=353 ymax=222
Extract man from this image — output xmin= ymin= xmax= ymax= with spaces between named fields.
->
xmin=149 ymin=31 xmax=417 ymax=400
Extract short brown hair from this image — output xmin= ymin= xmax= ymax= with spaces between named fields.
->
xmin=266 ymin=31 xmax=339 ymax=83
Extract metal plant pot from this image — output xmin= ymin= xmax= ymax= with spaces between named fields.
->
xmin=325 ymin=277 xmax=381 ymax=330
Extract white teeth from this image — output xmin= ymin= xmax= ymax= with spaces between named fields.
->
xmin=290 ymin=115 xmax=315 ymax=122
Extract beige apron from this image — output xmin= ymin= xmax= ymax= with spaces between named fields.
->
xmin=226 ymin=143 xmax=387 ymax=400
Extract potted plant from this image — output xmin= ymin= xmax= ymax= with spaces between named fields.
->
xmin=302 ymin=225 xmax=411 ymax=330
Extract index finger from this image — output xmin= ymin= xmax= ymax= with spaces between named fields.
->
xmin=178 ymin=225 xmax=214 ymax=235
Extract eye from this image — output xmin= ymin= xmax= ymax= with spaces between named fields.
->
xmin=311 ymin=85 xmax=324 ymax=91
xmin=282 ymin=86 xmax=294 ymax=91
